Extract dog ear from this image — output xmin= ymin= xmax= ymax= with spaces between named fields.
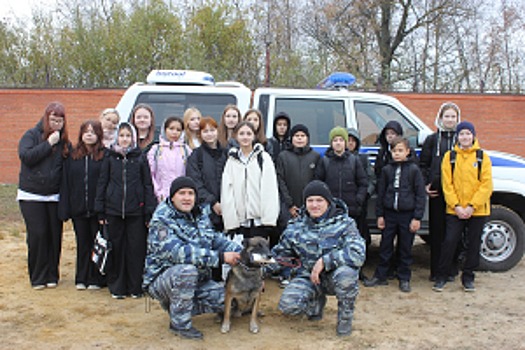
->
xmin=242 ymin=238 xmax=249 ymax=248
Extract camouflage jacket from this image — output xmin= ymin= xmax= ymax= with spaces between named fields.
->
xmin=142 ymin=200 xmax=241 ymax=289
xmin=271 ymin=198 xmax=366 ymax=277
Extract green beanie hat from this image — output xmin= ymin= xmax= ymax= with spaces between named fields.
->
xmin=329 ymin=126 xmax=348 ymax=144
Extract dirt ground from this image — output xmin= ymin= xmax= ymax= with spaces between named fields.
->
xmin=1 ymin=228 xmax=524 ymax=350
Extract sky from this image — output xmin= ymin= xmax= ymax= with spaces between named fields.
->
xmin=0 ymin=0 xmax=55 ymax=21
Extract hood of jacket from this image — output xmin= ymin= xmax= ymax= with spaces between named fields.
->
xmin=227 ymin=142 xmax=264 ymax=160
xmin=435 ymin=103 xmax=461 ymax=131
xmin=112 ymin=121 xmax=138 ymax=150
xmin=273 ymin=112 xmax=291 ymax=139
xmin=454 ymin=138 xmax=481 ymax=154
xmin=324 ymin=147 xmax=351 ymax=160
xmin=379 ymin=120 xmax=403 ymax=147
xmin=304 ymin=197 xmax=348 ymax=223
xmin=347 ymin=127 xmax=361 ymax=151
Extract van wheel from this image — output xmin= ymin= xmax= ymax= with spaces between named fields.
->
xmin=479 ymin=205 xmax=525 ymax=272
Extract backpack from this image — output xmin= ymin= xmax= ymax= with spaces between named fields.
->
xmin=450 ymin=149 xmax=483 ymax=180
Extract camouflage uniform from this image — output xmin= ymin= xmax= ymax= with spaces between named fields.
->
xmin=143 ymin=200 xmax=241 ymax=331
xmin=271 ymin=198 xmax=366 ymax=331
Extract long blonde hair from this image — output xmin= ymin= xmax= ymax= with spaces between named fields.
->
xmin=183 ymin=107 xmax=202 ymax=149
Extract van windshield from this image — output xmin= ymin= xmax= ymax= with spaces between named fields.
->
xmin=135 ymin=92 xmax=238 ymax=128
xmin=274 ymin=98 xmax=346 ymax=145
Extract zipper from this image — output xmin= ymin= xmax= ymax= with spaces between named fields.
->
xmin=84 ymin=156 xmax=89 ymax=217
xmin=122 ymin=156 xmax=127 ymax=219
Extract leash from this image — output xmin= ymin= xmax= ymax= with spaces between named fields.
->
xmin=275 ymin=257 xmax=302 ymax=269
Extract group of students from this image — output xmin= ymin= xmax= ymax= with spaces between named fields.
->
xmin=17 ymin=100 xmax=492 ymax=303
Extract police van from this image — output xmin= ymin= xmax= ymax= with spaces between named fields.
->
xmin=116 ymin=69 xmax=525 ymax=272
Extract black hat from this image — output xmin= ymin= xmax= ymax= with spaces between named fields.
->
xmin=290 ymin=124 xmax=310 ymax=139
xmin=456 ymin=121 xmax=476 ymax=137
xmin=303 ymin=180 xmax=333 ymax=204
xmin=169 ymin=176 xmax=197 ymax=199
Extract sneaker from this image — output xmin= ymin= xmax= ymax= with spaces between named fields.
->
xmin=169 ymin=324 xmax=203 ymax=340
xmin=399 ymin=280 xmax=411 ymax=293
xmin=363 ymin=277 xmax=388 ymax=287
xmin=279 ymin=278 xmax=290 ymax=289
xmin=76 ymin=283 xmax=87 ymax=290
xmin=111 ymin=294 xmax=126 ymax=299
xmin=32 ymin=284 xmax=46 ymax=290
xmin=463 ymin=281 xmax=476 ymax=292
xmin=131 ymin=293 xmax=143 ymax=299
xmin=87 ymin=285 xmax=101 ymax=290
xmin=46 ymin=282 xmax=57 ymax=288
xmin=432 ymin=280 xmax=446 ymax=292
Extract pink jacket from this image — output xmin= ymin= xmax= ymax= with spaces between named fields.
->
xmin=147 ymin=137 xmax=192 ymax=202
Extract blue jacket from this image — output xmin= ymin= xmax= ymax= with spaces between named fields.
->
xmin=142 ymin=201 xmax=241 ymax=289
xmin=271 ymin=198 xmax=366 ymax=277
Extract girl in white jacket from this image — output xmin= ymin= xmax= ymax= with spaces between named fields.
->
xmin=221 ymin=121 xmax=279 ymax=239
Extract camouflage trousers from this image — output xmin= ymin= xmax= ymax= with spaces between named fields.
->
xmin=147 ymin=264 xmax=224 ymax=330
xmin=278 ymin=265 xmax=359 ymax=319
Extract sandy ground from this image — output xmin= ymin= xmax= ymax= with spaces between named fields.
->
xmin=1 ymin=228 xmax=524 ymax=350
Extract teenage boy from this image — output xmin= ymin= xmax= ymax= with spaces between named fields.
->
xmin=364 ymin=137 xmax=426 ymax=292
xmin=268 ymin=111 xmax=291 ymax=160
xmin=433 ymin=121 xmax=492 ymax=293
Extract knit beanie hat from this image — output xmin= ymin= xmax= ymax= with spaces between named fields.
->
xmin=329 ymin=126 xmax=348 ymax=143
xmin=303 ymin=180 xmax=334 ymax=204
xmin=169 ymin=176 xmax=197 ymax=199
xmin=456 ymin=121 xmax=476 ymax=137
xmin=290 ymin=124 xmax=310 ymax=139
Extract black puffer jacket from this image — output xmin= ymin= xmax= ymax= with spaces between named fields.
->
xmin=316 ymin=148 xmax=368 ymax=217
xmin=59 ymin=154 xmax=103 ymax=220
xmin=186 ymin=143 xmax=227 ymax=206
xmin=276 ymin=146 xmax=320 ymax=208
xmin=376 ymin=159 xmax=426 ymax=219
xmin=18 ymin=120 xmax=68 ymax=195
xmin=95 ymin=147 xmax=156 ymax=218
xmin=419 ymin=131 xmax=456 ymax=191
xmin=348 ymin=127 xmax=376 ymax=196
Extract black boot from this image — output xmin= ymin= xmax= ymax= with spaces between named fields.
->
xmin=170 ymin=324 xmax=203 ymax=339
xmin=336 ymin=298 xmax=355 ymax=337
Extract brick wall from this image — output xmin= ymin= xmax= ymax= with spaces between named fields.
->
xmin=2 ymin=89 xmax=524 ymax=184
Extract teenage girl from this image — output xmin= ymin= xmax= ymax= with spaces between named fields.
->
xmin=99 ymin=108 xmax=120 ymax=148
xmin=218 ymin=104 xmax=241 ymax=148
xmin=148 ymin=116 xmax=192 ymax=203
xmin=221 ymin=121 xmax=279 ymax=240
xmin=59 ymin=120 xmax=105 ymax=290
xmin=95 ymin=122 xmax=156 ymax=299
xmin=131 ymin=103 xmax=157 ymax=153
xmin=243 ymin=108 xmax=274 ymax=158
xmin=183 ymin=107 xmax=202 ymax=150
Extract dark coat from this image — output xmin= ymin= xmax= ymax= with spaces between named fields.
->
xmin=376 ymin=159 xmax=426 ymax=220
xmin=59 ymin=154 xmax=103 ymax=220
xmin=186 ymin=143 xmax=227 ymax=206
xmin=419 ymin=131 xmax=456 ymax=192
xmin=316 ymin=148 xmax=368 ymax=217
xmin=276 ymin=146 xmax=320 ymax=208
xmin=18 ymin=120 xmax=68 ymax=195
xmin=95 ymin=147 xmax=156 ymax=219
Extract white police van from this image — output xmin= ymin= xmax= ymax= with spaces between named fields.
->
xmin=116 ymin=69 xmax=525 ymax=272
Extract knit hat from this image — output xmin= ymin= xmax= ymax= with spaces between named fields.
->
xmin=303 ymin=180 xmax=334 ymax=204
xmin=329 ymin=126 xmax=348 ymax=143
xmin=456 ymin=121 xmax=476 ymax=137
xmin=290 ymin=124 xmax=310 ymax=139
xmin=169 ymin=176 xmax=197 ymax=199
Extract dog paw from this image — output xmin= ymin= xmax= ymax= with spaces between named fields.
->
xmin=250 ymin=322 xmax=259 ymax=334
xmin=221 ymin=323 xmax=231 ymax=333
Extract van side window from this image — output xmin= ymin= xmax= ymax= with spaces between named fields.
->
xmin=274 ymin=98 xmax=345 ymax=145
xmin=136 ymin=92 xmax=237 ymax=127
xmin=355 ymin=101 xmax=419 ymax=147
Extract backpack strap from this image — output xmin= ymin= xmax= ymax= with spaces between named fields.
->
xmin=450 ymin=149 xmax=483 ymax=180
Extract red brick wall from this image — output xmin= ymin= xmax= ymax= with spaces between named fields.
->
xmin=2 ymin=89 xmax=524 ymax=184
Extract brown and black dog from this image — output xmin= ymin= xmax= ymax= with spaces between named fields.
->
xmin=221 ymin=236 xmax=274 ymax=334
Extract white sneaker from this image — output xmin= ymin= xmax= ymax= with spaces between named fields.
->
xmin=33 ymin=285 xmax=46 ymax=290
xmin=87 ymin=285 xmax=101 ymax=290
xmin=76 ymin=283 xmax=87 ymax=290
xmin=46 ymin=282 xmax=57 ymax=288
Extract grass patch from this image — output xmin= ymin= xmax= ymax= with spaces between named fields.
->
xmin=0 ymin=184 xmax=22 ymax=222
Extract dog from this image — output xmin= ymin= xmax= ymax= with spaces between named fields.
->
xmin=221 ymin=236 xmax=274 ymax=334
